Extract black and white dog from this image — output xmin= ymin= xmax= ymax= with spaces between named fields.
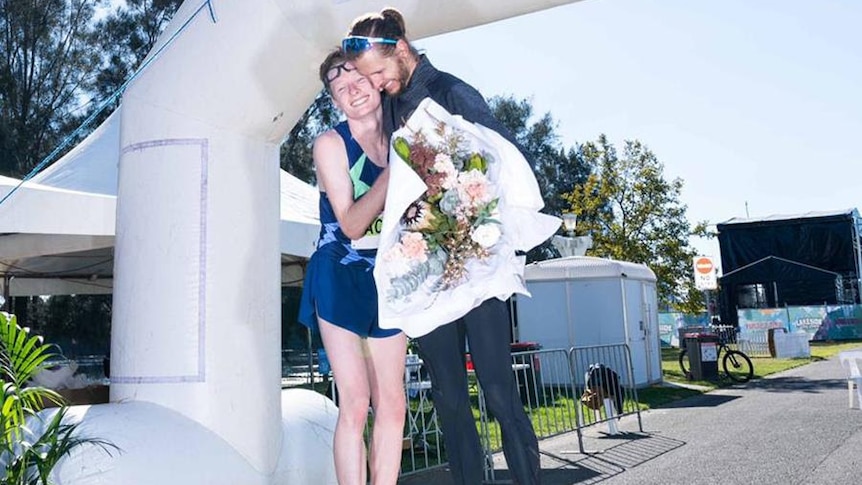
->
xmin=585 ymin=363 xmax=624 ymax=413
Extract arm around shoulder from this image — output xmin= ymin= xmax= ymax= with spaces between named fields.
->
xmin=313 ymin=130 xmax=388 ymax=240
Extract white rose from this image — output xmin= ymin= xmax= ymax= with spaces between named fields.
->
xmin=471 ymin=223 xmax=502 ymax=248
xmin=434 ymin=154 xmax=458 ymax=190
xmin=381 ymin=245 xmax=412 ymax=277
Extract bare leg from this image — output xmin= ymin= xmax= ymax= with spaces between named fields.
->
xmin=366 ymin=333 xmax=407 ymax=485
xmin=319 ymin=319 xmax=372 ymax=485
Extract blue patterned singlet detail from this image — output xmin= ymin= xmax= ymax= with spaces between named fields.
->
xmin=315 ymin=121 xmax=384 ymax=270
xmin=297 ymin=122 xmax=398 ymax=338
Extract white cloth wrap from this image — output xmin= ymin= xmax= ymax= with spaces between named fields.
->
xmin=374 ymin=98 xmax=561 ymax=337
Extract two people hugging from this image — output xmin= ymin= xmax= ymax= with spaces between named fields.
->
xmin=299 ymin=8 xmax=550 ymax=485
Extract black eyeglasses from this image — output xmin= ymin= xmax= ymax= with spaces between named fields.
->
xmin=325 ymin=63 xmax=357 ymax=83
xmin=342 ymin=35 xmax=397 ymax=54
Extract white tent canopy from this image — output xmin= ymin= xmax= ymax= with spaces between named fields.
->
xmin=0 ymin=105 xmax=320 ymax=296
xmin=0 ymin=174 xmax=116 ymax=297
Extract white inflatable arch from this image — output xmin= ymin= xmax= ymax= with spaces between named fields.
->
xmin=55 ymin=1 xmax=579 ymax=483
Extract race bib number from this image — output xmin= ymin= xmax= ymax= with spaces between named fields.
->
xmin=351 ymin=215 xmax=383 ymax=250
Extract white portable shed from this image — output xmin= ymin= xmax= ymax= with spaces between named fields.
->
xmin=516 ymin=256 xmax=662 ymax=387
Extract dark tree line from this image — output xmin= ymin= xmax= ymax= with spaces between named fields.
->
xmin=488 ymin=95 xmax=592 ymax=261
xmin=15 ymin=294 xmax=112 ymax=358
xmin=0 ymin=0 xmax=182 ymax=178
xmin=279 ymin=91 xmax=335 ymax=185
xmin=0 ymin=0 xmax=101 ymax=177
xmin=90 ymin=0 xmax=184 ymax=106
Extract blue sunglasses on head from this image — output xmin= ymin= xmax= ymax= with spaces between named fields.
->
xmin=342 ymin=35 xmax=398 ymax=54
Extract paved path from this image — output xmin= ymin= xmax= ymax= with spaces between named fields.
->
xmin=399 ymin=350 xmax=862 ymax=484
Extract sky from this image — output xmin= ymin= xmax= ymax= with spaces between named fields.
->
xmin=413 ymin=0 xmax=862 ymax=266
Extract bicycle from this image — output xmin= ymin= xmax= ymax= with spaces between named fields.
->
xmin=678 ymin=331 xmax=754 ymax=383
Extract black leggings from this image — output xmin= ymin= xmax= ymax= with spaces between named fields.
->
xmin=416 ymin=298 xmax=540 ymax=485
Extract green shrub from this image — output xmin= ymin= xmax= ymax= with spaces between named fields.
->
xmin=1 ymin=311 xmax=117 ymax=484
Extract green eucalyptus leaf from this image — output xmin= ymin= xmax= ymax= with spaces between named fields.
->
xmin=393 ymin=137 xmax=411 ymax=162
xmin=466 ymin=153 xmax=487 ymax=172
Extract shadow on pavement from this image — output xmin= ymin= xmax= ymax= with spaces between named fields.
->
xmin=486 ymin=466 xmax=607 ymax=485
xmin=751 ymin=376 xmax=846 ymax=393
xmin=574 ymin=433 xmax=685 ymax=473
xmin=658 ymin=393 xmax=740 ymax=408
xmin=592 ymin=431 xmax=652 ymax=441
xmin=399 ymin=433 xmax=686 ymax=485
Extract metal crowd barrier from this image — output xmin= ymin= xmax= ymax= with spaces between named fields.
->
xmin=401 ymin=354 xmax=446 ymax=476
xmin=298 ymin=343 xmax=645 ymax=479
xmin=475 ymin=347 xmax=579 ymax=482
xmin=476 ymin=349 xmax=578 ymax=441
xmin=475 ymin=343 xmax=643 ymax=480
xmin=324 ymin=354 xmax=447 ymax=477
xmin=736 ymin=332 xmax=771 ymax=357
xmin=568 ymin=343 xmax=643 ymax=453
xmin=284 ymin=351 xmax=446 ymax=477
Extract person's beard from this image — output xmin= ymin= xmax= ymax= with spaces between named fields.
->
xmin=390 ymin=56 xmax=414 ymax=97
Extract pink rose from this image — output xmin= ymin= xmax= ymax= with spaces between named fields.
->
xmin=400 ymin=232 xmax=429 ymax=262
xmin=457 ymin=170 xmax=491 ymax=207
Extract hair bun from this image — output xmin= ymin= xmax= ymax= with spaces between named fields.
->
xmin=380 ymin=7 xmax=406 ymax=35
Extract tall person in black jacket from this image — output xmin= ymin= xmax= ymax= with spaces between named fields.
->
xmin=344 ymin=8 xmax=541 ymax=485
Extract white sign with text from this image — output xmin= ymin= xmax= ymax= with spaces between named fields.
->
xmin=693 ymin=255 xmax=718 ymax=290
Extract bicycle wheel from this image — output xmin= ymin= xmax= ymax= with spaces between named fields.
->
xmin=678 ymin=349 xmax=691 ymax=379
xmin=722 ymin=349 xmax=754 ymax=383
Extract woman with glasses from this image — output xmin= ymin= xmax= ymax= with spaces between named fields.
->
xmin=298 ymin=48 xmax=406 ymax=485
xmin=342 ymin=8 xmax=541 ymax=485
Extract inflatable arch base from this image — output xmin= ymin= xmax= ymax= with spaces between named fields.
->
xmin=52 ymin=389 xmax=338 ymax=485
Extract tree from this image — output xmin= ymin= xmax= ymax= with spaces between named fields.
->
xmin=488 ymin=95 xmax=591 ymax=261
xmin=280 ymin=90 xmax=338 ymax=185
xmin=565 ymin=135 xmax=709 ymax=311
xmin=0 ymin=0 xmax=103 ymax=177
xmin=89 ymin=0 xmax=183 ymax=108
xmin=42 ymin=295 xmax=112 ymax=356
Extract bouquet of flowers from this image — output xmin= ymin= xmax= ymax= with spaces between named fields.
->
xmin=374 ymin=98 xmax=560 ymax=338
xmin=381 ymin=122 xmax=502 ymax=300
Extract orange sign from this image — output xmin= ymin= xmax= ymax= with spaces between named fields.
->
xmin=695 ymin=257 xmax=714 ymax=274
xmin=693 ymin=256 xmax=718 ymax=290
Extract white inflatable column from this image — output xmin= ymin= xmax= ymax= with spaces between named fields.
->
xmin=111 ymin=101 xmax=282 ymax=472
xmin=106 ymin=0 xmax=325 ymax=474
